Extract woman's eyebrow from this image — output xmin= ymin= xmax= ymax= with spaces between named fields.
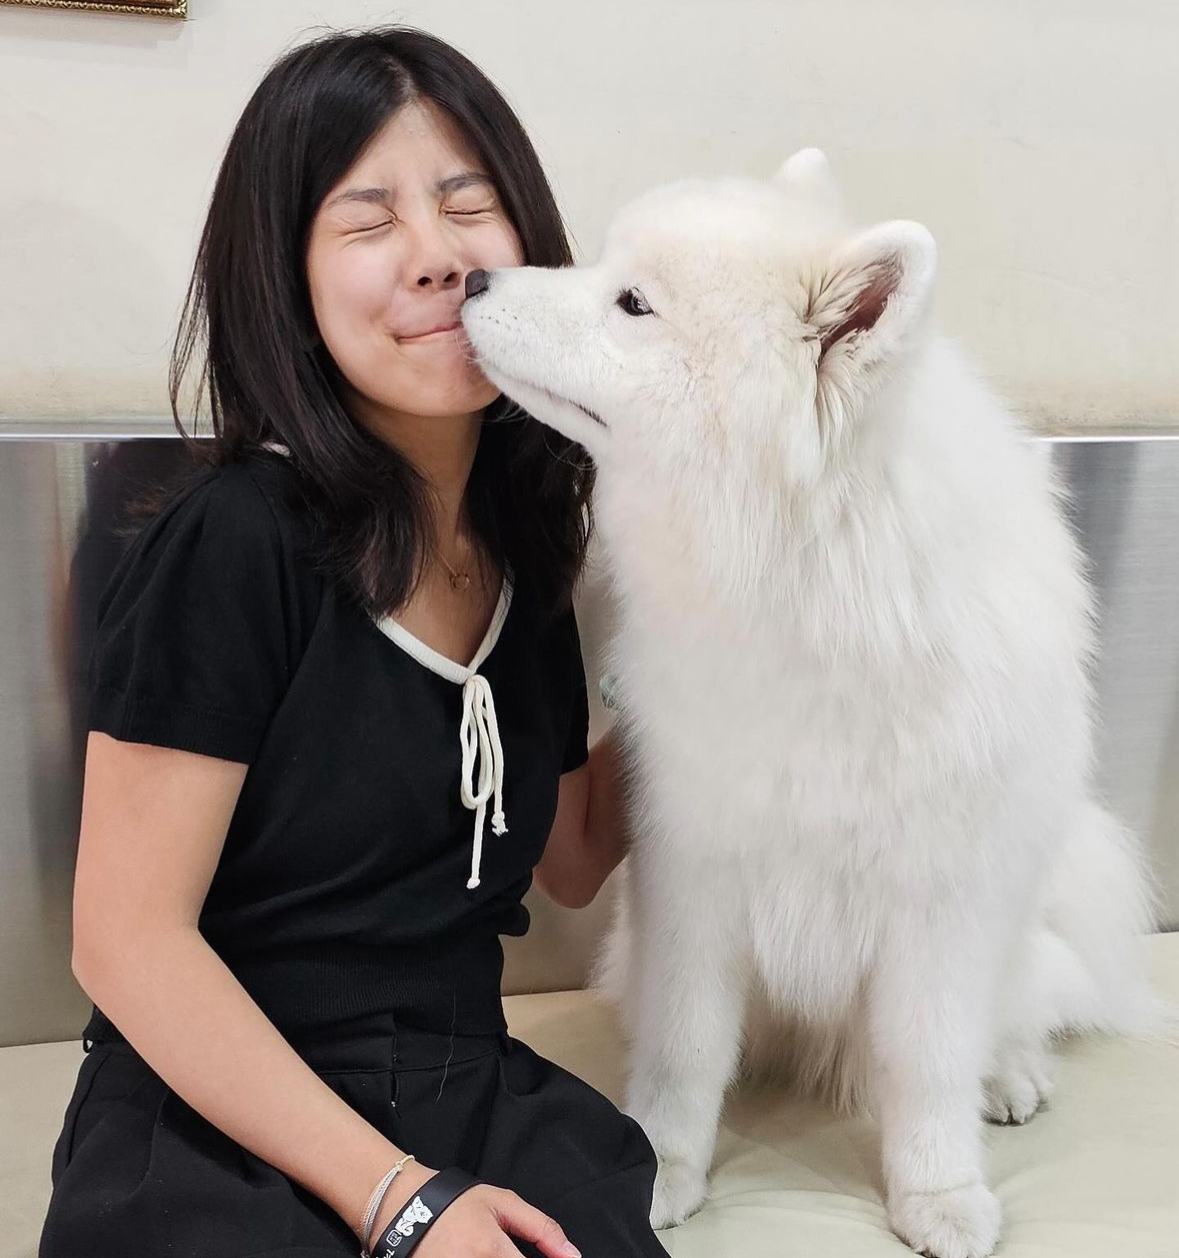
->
xmin=327 ymin=171 xmax=494 ymax=208
xmin=437 ymin=172 xmax=495 ymax=195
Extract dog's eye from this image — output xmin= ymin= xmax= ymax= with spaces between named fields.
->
xmin=616 ymin=288 xmax=653 ymax=317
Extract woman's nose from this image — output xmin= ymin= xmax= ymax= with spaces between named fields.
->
xmin=406 ymin=219 xmax=463 ymax=290
xmin=416 ymin=264 xmax=460 ymax=289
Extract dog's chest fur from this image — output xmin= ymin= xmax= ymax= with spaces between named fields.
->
xmin=602 ymin=492 xmax=1014 ymax=837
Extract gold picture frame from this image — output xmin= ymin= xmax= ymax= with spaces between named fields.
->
xmin=1 ymin=0 xmax=186 ymax=15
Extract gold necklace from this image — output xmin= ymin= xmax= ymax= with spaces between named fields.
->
xmin=438 ymin=551 xmax=472 ymax=593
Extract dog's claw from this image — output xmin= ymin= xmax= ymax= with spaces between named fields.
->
xmin=890 ymin=1182 xmax=1001 ymax=1258
xmin=649 ymin=1156 xmax=709 ymax=1229
xmin=983 ymin=1043 xmax=1055 ymax=1126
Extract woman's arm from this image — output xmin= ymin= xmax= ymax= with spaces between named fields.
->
xmin=535 ymin=724 xmax=632 ymax=910
xmin=72 ymin=732 xmax=433 ymax=1241
xmin=72 ymin=732 xmax=578 ymax=1256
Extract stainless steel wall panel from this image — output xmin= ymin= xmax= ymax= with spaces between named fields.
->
xmin=1 ymin=431 xmax=1176 ymax=1046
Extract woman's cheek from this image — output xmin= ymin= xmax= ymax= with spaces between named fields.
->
xmin=469 ymin=218 xmax=524 ymax=270
xmin=343 ymin=250 xmax=399 ymax=326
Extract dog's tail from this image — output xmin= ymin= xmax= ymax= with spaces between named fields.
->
xmin=1031 ymin=799 xmax=1163 ymax=1038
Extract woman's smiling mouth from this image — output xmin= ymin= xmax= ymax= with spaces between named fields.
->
xmin=399 ymin=320 xmax=463 ymax=342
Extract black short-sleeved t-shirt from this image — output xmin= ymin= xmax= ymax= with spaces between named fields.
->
xmin=85 ymin=447 xmax=590 ymax=1038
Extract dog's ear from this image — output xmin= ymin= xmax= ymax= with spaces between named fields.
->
xmin=806 ymin=220 xmax=937 ymax=380
xmin=773 ymin=147 xmax=844 ymax=217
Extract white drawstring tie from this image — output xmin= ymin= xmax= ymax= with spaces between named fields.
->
xmin=275 ymin=405 xmax=519 ymax=898
xmin=459 ymin=673 xmax=508 ymax=889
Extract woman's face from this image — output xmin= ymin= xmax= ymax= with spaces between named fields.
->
xmin=306 ymin=99 xmax=524 ymax=428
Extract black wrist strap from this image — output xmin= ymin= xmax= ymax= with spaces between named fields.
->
xmin=369 ymin=1167 xmax=480 ymax=1257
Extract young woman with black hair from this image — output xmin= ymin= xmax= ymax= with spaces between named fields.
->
xmin=40 ymin=27 xmax=666 ymax=1258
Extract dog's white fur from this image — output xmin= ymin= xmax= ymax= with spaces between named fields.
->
xmin=461 ymin=150 xmax=1157 ymax=1258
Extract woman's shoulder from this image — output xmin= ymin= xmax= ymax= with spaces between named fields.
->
xmin=101 ymin=449 xmax=322 ymax=617
xmin=143 ymin=448 xmax=311 ymax=555
xmin=199 ymin=447 xmax=302 ymax=526
xmin=88 ymin=450 xmax=322 ymax=763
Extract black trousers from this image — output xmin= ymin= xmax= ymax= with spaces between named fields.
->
xmin=39 ymin=1013 xmax=669 ymax=1257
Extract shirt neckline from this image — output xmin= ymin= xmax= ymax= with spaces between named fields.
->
xmin=257 ymin=439 xmax=515 ymax=688
xmin=371 ymin=573 xmax=513 ymax=685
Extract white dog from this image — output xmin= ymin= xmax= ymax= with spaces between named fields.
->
xmin=461 ymin=150 xmax=1157 ymax=1258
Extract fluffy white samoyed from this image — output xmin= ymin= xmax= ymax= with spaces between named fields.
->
xmin=461 ymin=149 xmax=1157 ymax=1258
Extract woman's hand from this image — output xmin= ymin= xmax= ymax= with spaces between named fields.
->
xmin=369 ymin=1161 xmax=581 ymax=1258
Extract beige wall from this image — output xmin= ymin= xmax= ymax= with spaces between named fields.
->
xmin=1 ymin=0 xmax=1177 ymax=430
xmin=1 ymin=3 xmax=1177 ymax=1034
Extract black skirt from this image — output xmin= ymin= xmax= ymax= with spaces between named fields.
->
xmin=38 ymin=1012 xmax=668 ymax=1258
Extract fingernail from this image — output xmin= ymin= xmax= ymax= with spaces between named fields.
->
xmin=563 ymin=1244 xmax=581 ymax=1258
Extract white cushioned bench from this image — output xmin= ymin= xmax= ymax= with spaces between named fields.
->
xmin=3 ymin=934 xmax=1177 ymax=1258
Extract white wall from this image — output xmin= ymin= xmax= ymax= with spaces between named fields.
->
xmin=1 ymin=0 xmax=1177 ymax=429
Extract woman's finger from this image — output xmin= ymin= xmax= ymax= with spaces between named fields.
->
xmin=491 ymin=1189 xmax=581 ymax=1258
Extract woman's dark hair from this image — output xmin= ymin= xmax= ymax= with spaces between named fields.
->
xmin=149 ymin=25 xmax=592 ymax=619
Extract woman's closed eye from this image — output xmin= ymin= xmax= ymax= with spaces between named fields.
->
xmin=348 ymin=217 xmax=395 ymax=235
xmin=348 ymin=208 xmax=492 ymax=233
xmin=446 ymin=204 xmax=497 ymax=218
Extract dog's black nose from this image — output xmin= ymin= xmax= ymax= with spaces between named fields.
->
xmin=465 ymin=269 xmax=491 ymax=299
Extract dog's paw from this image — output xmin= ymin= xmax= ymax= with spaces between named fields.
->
xmin=649 ymin=1156 xmax=709 ymax=1229
xmin=983 ymin=1046 xmax=1054 ymax=1125
xmin=889 ymin=1182 xmax=1001 ymax=1258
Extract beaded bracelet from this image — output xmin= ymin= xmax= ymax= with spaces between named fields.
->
xmin=359 ymin=1154 xmax=416 ymax=1258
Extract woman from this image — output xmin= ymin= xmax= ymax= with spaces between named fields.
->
xmin=39 ymin=26 xmax=666 ymax=1258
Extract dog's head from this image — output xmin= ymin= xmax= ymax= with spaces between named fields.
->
xmin=462 ymin=148 xmax=937 ymax=490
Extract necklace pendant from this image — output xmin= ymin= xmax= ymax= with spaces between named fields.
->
xmin=450 ymin=571 xmax=472 ymax=593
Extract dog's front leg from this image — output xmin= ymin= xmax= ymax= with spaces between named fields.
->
xmin=868 ymin=912 xmax=1001 ymax=1258
xmin=624 ymin=842 xmax=746 ymax=1229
